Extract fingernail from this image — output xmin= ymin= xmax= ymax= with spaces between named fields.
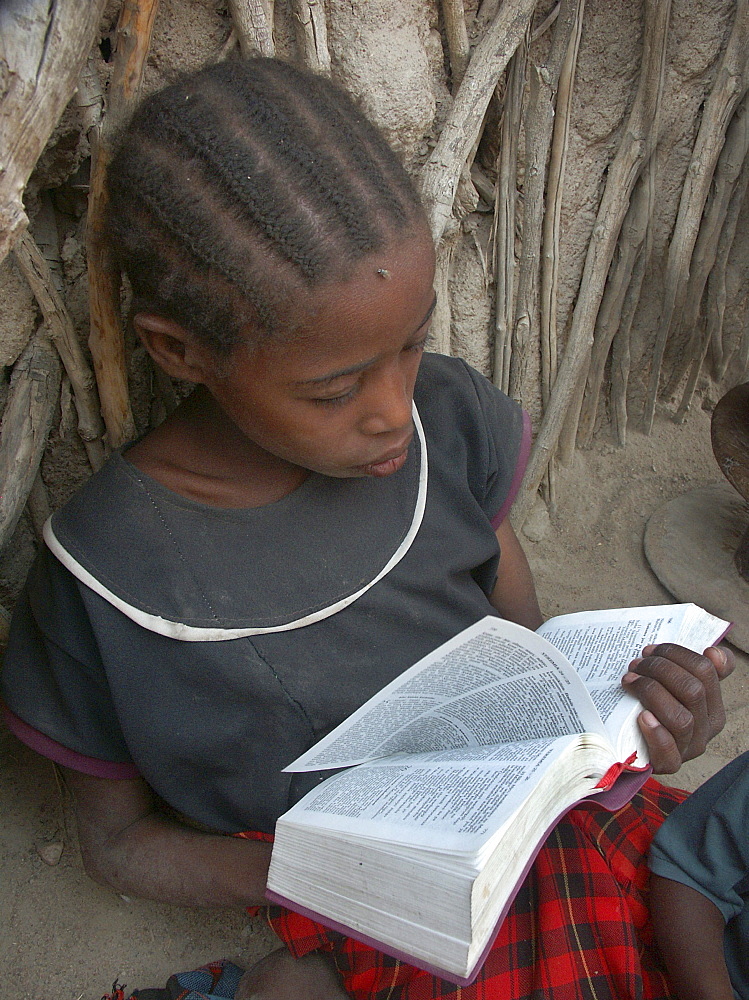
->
xmin=640 ymin=710 xmax=659 ymax=728
xmin=622 ymin=672 xmax=639 ymax=684
xmin=643 ymin=644 xmax=656 ymax=655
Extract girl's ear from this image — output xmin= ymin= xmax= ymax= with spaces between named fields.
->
xmin=133 ymin=313 xmax=214 ymax=383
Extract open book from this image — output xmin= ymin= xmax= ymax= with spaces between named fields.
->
xmin=266 ymin=603 xmax=731 ymax=985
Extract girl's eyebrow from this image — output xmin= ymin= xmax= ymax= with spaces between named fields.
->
xmin=295 ymin=294 xmax=437 ymax=387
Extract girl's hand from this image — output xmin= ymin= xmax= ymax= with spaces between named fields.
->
xmin=621 ymin=643 xmax=735 ymax=773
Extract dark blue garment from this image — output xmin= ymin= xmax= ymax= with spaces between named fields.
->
xmin=649 ymin=751 xmax=749 ymax=999
xmin=1 ymin=355 xmax=527 ymax=834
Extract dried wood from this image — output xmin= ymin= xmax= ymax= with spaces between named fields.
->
xmin=443 ymin=0 xmax=471 ymax=87
xmin=0 ymin=330 xmax=61 ymax=552
xmin=0 ymin=0 xmax=107 ymax=265
xmin=531 ymin=2 xmax=561 ymax=42
xmin=494 ymin=39 xmax=527 ymax=395
xmin=539 ymin=0 xmax=584 ymax=412
xmin=511 ymin=0 xmax=582 ymax=406
xmin=419 ymin=0 xmax=540 ymax=243
xmin=292 ymin=0 xmax=330 ymax=73
xmin=229 ymin=0 xmax=275 ymax=57
xmin=709 ymin=155 xmax=749 ymax=382
xmin=576 ymin=167 xmax=652 ymax=448
xmin=643 ymin=0 xmax=749 ymax=433
xmin=13 ymin=229 xmax=106 ymax=471
xmin=512 ymin=0 xmax=671 ymax=526
xmin=666 ymin=97 xmax=749 ymax=397
xmin=87 ymin=0 xmax=159 ymax=451
xmin=610 ymin=163 xmax=655 ymax=447
xmin=676 ymin=151 xmax=749 ymax=420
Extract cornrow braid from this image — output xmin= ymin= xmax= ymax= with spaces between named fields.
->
xmin=105 ymin=57 xmax=427 ymax=354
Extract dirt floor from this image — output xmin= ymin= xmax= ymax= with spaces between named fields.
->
xmin=2 ymin=399 xmax=748 ymax=1000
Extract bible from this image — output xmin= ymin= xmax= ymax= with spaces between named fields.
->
xmin=266 ymin=603 xmax=731 ymax=985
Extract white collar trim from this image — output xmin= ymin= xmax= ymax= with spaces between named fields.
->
xmin=43 ymin=403 xmax=429 ymax=642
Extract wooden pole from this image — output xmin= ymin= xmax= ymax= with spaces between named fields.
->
xmin=419 ymin=0 xmax=540 ymax=244
xmin=229 ymin=0 xmax=275 ymax=57
xmin=0 ymin=0 xmax=108 ymax=265
xmin=442 ymin=0 xmax=471 ymax=88
xmin=292 ymin=0 xmax=330 ymax=73
xmin=495 ymin=38 xmax=528 ymax=395
xmin=512 ymin=0 xmax=671 ymax=527
xmin=0 ymin=330 xmax=61 ymax=551
xmin=511 ymin=0 xmax=583 ymax=406
xmin=87 ymin=0 xmax=160 ymax=451
xmin=643 ymin=0 xmax=749 ymax=433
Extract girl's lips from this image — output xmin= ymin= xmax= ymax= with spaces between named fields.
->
xmin=358 ymin=446 xmax=410 ymax=477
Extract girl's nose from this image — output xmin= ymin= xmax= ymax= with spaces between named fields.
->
xmin=359 ymin=365 xmax=413 ymax=436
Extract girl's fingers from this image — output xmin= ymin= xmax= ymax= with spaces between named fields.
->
xmin=623 ymin=666 xmax=698 ymax=765
xmin=636 ymin=710 xmax=684 ymax=774
xmin=703 ymin=644 xmax=735 ymax=680
xmin=621 ymin=642 xmax=728 ymax=768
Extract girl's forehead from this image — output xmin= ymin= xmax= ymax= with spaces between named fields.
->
xmin=254 ymin=233 xmax=436 ymax=374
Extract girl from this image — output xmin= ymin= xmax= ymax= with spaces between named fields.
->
xmin=0 ymin=58 xmax=734 ymax=1000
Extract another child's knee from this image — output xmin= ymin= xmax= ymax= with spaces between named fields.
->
xmin=235 ymin=947 xmax=348 ymax=1000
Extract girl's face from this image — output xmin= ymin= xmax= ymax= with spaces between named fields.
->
xmin=202 ymin=229 xmax=437 ymax=479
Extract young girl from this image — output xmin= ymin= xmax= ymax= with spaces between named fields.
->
xmin=0 ymin=58 xmax=734 ymax=1000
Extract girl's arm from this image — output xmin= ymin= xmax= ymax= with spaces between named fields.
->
xmin=490 ymin=519 xmax=543 ymax=630
xmin=649 ymin=874 xmax=734 ymax=1000
xmin=62 ymin=768 xmax=272 ymax=908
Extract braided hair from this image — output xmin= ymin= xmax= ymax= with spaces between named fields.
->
xmin=105 ymin=57 xmax=427 ymax=354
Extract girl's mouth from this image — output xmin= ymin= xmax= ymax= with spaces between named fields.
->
xmin=358 ymin=446 xmax=410 ymax=477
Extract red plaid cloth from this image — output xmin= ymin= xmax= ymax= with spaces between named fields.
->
xmin=239 ymin=778 xmax=686 ymax=1000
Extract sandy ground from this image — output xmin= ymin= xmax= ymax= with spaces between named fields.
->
xmin=2 ymin=401 xmax=748 ymax=1000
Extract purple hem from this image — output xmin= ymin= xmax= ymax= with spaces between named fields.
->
xmin=1 ymin=702 xmax=140 ymax=779
xmin=491 ymin=410 xmax=532 ymax=529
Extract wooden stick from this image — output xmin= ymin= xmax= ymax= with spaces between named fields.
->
xmin=643 ymin=0 xmax=749 ymax=433
xmin=539 ymin=0 xmax=584 ymax=411
xmin=419 ymin=0 xmax=540 ymax=243
xmin=229 ymin=0 xmax=275 ymax=57
xmin=665 ymin=97 xmax=749 ymax=397
xmin=576 ymin=167 xmax=652 ymax=448
xmin=710 ymin=156 xmax=749 ymax=382
xmin=292 ymin=0 xmax=330 ymax=73
xmin=512 ymin=0 xmax=582 ymax=405
xmin=676 ymin=151 xmax=749 ymax=418
xmin=87 ymin=0 xmax=159 ymax=451
xmin=610 ymin=163 xmax=655 ymax=447
xmin=442 ymin=0 xmax=471 ymax=87
xmin=494 ymin=38 xmax=527 ymax=395
xmin=0 ymin=330 xmax=61 ymax=552
xmin=512 ymin=0 xmax=671 ymax=527
xmin=13 ymin=227 xmax=106 ymax=471
xmin=0 ymin=0 xmax=107 ymax=265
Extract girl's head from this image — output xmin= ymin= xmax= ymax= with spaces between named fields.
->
xmin=105 ymin=56 xmax=430 ymax=355
xmin=106 ymin=57 xmax=436 ymax=479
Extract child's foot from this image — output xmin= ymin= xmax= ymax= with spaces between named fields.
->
xmin=235 ymin=947 xmax=348 ymax=999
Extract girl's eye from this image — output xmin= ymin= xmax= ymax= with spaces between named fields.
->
xmin=405 ymin=335 xmax=428 ymax=354
xmin=312 ymin=384 xmax=360 ymax=408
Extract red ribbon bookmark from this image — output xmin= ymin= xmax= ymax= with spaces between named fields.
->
xmin=595 ymin=752 xmax=641 ymax=790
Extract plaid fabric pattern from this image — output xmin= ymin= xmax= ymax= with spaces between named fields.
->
xmin=240 ymin=779 xmax=687 ymax=1000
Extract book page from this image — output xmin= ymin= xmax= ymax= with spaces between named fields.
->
xmin=278 ymin=735 xmax=585 ymax=851
xmin=285 ymin=617 xmax=605 ymax=772
xmin=538 ymin=603 xmax=730 ymax=750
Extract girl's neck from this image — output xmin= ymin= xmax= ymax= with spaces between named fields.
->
xmin=125 ymin=387 xmax=309 ymax=508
